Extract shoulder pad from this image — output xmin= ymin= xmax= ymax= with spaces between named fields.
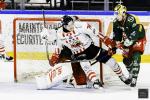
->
xmin=131 ymin=14 xmax=140 ymax=24
xmin=127 ymin=15 xmax=135 ymax=22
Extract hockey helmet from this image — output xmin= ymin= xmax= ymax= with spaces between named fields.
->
xmin=114 ymin=4 xmax=127 ymax=17
xmin=61 ymin=15 xmax=75 ymax=31
xmin=61 ymin=15 xmax=74 ymax=25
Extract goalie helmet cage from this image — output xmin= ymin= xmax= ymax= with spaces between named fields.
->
xmin=13 ymin=17 xmax=104 ymax=83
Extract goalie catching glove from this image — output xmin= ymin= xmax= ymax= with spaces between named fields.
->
xmin=41 ymin=28 xmax=57 ymax=42
xmin=41 ymin=28 xmax=49 ymax=40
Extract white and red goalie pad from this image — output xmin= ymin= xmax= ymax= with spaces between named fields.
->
xmin=35 ymin=63 xmax=73 ymax=89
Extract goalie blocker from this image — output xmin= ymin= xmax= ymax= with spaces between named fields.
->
xmin=35 ymin=63 xmax=73 ymax=89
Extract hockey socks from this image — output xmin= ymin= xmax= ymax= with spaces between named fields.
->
xmin=0 ymin=44 xmax=13 ymax=61
xmin=80 ymin=62 xmax=103 ymax=88
xmin=0 ymin=44 xmax=5 ymax=56
xmin=105 ymin=58 xmax=131 ymax=85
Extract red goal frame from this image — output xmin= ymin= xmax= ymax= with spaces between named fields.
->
xmin=13 ymin=17 xmax=103 ymax=83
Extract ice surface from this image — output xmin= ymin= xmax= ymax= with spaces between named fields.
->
xmin=0 ymin=60 xmax=150 ymax=100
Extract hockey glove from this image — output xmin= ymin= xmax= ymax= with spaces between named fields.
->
xmin=97 ymin=32 xmax=116 ymax=48
xmin=124 ymin=39 xmax=133 ymax=47
xmin=103 ymin=37 xmax=116 ymax=48
xmin=50 ymin=53 xmax=59 ymax=66
xmin=41 ymin=28 xmax=49 ymax=41
xmin=108 ymin=47 xmax=117 ymax=56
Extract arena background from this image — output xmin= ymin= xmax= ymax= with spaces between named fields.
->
xmin=0 ymin=10 xmax=149 ymax=63
xmin=0 ymin=1 xmax=150 ymax=100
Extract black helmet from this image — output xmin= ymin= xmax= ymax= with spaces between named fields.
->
xmin=61 ymin=15 xmax=73 ymax=25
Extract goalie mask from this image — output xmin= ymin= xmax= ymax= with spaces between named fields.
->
xmin=114 ymin=4 xmax=127 ymax=21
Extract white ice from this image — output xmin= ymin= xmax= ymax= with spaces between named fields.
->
xmin=0 ymin=61 xmax=150 ymax=100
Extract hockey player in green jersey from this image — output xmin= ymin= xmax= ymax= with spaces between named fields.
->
xmin=112 ymin=4 xmax=147 ymax=87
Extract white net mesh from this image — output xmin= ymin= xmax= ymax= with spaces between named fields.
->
xmin=14 ymin=18 xmax=102 ymax=83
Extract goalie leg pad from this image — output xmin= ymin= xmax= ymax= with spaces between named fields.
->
xmin=35 ymin=63 xmax=73 ymax=89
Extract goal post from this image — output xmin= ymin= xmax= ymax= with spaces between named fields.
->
xmin=13 ymin=17 xmax=103 ymax=83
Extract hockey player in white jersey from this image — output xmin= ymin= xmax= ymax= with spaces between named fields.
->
xmin=38 ymin=15 xmax=131 ymax=89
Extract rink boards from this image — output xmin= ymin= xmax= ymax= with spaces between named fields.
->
xmin=0 ymin=10 xmax=150 ymax=83
xmin=0 ymin=10 xmax=149 ymax=62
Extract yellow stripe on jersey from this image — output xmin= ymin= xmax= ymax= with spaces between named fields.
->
xmin=139 ymin=24 xmax=142 ymax=32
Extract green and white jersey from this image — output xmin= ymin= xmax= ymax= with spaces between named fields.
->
xmin=113 ymin=13 xmax=145 ymax=43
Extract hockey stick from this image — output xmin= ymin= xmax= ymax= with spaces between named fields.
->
xmin=42 ymin=9 xmax=51 ymax=66
xmin=42 ymin=9 xmax=46 ymax=28
xmin=59 ymin=59 xmax=96 ymax=63
xmin=58 ymin=49 xmax=101 ymax=65
xmin=42 ymin=10 xmax=64 ymax=67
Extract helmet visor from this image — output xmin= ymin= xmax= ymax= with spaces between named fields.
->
xmin=114 ymin=11 xmax=123 ymax=21
xmin=114 ymin=11 xmax=119 ymax=16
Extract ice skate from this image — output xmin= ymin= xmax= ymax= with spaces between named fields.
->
xmin=130 ymin=78 xmax=137 ymax=87
xmin=93 ymin=79 xmax=103 ymax=89
xmin=0 ymin=54 xmax=13 ymax=61
xmin=119 ymin=76 xmax=132 ymax=85
xmin=5 ymin=56 xmax=13 ymax=61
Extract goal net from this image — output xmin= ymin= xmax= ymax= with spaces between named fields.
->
xmin=13 ymin=17 xmax=127 ymax=85
xmin=13 ymin=17 xmax=103 ymax=82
